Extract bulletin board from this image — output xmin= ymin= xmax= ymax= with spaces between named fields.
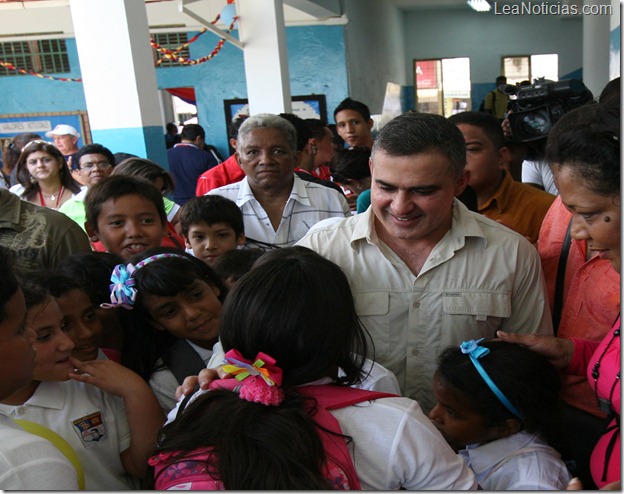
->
xmin=0 ymin=111 xmax=91 ymax=149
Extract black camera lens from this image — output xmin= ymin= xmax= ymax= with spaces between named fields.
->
xmin=520 ymin=111 xmax=551 ymax=137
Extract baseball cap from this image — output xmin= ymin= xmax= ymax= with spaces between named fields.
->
xmin=45 ymin=124 xmax=80 ymax=139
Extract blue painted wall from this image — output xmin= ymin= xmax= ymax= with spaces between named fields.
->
xmin=0 ymin=25 xmax=348 ymax=160
xmin=0 ymin=38 xmax=86 ymax=115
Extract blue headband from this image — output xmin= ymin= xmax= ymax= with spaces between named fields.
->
xmin=100 ymin=253 xmax=188 ymax=310
xmin=460 ymin=339 xmax=524 ymax=420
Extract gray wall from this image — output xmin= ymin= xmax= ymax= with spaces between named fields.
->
xmin=341 ymin=5 xmax=584 ymax=113
xmin=342 ymin=0 xmax=407 ymax=114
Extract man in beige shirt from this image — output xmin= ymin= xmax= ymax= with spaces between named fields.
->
xmin=297 ymin=112 xmax=552 ymax=412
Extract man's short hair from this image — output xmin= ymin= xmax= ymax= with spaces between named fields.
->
xmin=75 ymin=143 xmax=116 ymax=168
xmin=496 ymin=75 xmax=507 ymax=86
xmin=237 ymin=113 xmax=297 ymax=153
xmin=372 ymin=112 xmax=466 ymax=175
xmin=333 ymin=97 xmax=371 ymax=122
xmin=179 ymin=194 xmax=244 ymax=238
xmin=448 ymin=111 xmax=505 ymax=150
xmin=305 ymin=119 xmax=329 ymax=140
xmin=279 ymin=113 xmax=310 ymax=152
xmin=181 ymin=124 xmax=205 ymax=141
xmin=84 ymin=175 xmax=167 ymax=232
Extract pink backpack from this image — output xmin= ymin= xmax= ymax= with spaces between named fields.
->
xmin=150 ymin=385 xmax=396 ymax=490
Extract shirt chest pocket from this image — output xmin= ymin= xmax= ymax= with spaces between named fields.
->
xmin=353 ymin=292 xmax=392 ymax=360
xmin=442 ymin=291 xmax=511 ymax=322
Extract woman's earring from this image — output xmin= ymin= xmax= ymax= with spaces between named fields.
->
xmin=29 ymin=174 xmax=37 ymax=184
xmin=311 ymin=145 xmax=318 ymax=155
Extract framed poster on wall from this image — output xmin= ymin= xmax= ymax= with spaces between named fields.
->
xmin=0 ymin=110 xmax=91 ymax=149
xmin=223 ymin=94 xmax=328 ymax=128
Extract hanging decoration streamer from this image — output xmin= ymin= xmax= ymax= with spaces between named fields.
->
xmin=1 ymin=0 xmax=238 ymax=81
xmin=151 ymin=14 xmax=238 ymax=66
xmin=0 ymin=61 xmax=82 ymax=82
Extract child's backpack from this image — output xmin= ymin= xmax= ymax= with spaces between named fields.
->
xmin=150 ymin=385 xmax=397 ymax=490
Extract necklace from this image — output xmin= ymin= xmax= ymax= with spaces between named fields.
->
xmin=591 ymin=319 xmax=620 ymax=414
xmin=38 ymin=185 xmax=64 ymax=209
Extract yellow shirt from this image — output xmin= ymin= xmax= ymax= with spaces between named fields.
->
xmin=484 ymin=89 xmax=509 ymax=119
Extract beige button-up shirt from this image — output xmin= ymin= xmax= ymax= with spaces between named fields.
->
xmin=298 ymin=200 xmax=552 ymax=412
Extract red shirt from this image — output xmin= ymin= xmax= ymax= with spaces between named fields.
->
xmin=195 ymin=154 xmax=244 ymax=196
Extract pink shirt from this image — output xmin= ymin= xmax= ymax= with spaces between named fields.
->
xmin=569 ymin=316 xmax=620 ymax=488
xmin=538 ymin=196 xmax=621 ymax=416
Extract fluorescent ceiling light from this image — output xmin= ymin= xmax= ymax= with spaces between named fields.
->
xmin=467 ymin=0 xmax=491 ymax=12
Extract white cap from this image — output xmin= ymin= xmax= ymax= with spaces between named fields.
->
xmin=45 ymin=124 xmax=80 ymax=139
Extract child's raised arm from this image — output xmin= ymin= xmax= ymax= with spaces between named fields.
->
xmin=69 ymin=358 xmax=165 ymax=478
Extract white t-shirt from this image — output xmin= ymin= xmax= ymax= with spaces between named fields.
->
xmin=0 ymin=414 xmax=78 ymax=490
xmin=521 ymin=159 xmax=559 ymax=195
xmin=0 ymin=380 xmax=136 ymax=490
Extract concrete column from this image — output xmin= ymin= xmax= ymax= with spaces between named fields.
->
xmin=581 ymin=0 xmax=612 ymax=96
xmin=609 ymin=0 xmax=620 ymax=80
xmin=237 ymin=0 xmax=292 ymax=114
xmin=68 ymin=0 xmax=168 ymax=166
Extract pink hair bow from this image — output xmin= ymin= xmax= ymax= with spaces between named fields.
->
xmin=216 ymin=350 xmax=285 ymax=406
xmin=222 ymin=349 xmax=283 ymax=387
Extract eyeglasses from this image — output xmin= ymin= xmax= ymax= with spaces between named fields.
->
xmin=80 ymin=161 xmax=112 ymax=172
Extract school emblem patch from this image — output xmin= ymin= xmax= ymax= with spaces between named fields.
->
xmin=72 ymin=411 xmax=107 ymax=447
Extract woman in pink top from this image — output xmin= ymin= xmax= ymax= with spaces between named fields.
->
xmin=498 ymin=101 xmax=620 ymax=489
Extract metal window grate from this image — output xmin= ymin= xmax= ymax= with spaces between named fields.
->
xmin=152 ymin=32 xmax=190 ymax=68
xmin=0 ymin=38 xmax=70 ymax=76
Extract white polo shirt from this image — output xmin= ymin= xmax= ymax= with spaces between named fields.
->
xmin=0 ymin=414 xmax=78 ymax=490
xmin=0 ymin=380 xmax=135 ymax=490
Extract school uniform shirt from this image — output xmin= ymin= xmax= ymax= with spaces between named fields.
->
xmin=330 ymin=393 xmax=477 ymax=490
xmin=459 ymin=431 xmax=571 ymax=490
xmin=150 ymin=340 xmax=216 ymax=414
xmin=0 ymin=414 xmax=79 ymax=490
xmin=165 ymin=355 xmax=401 ymax=426
xmin=209 ymin=174 xmax=351 ymax=247
xmin=297 ymin=199 xmax=552 ymax=413
xmin=0 ymin=380 xmax=135 ymax=490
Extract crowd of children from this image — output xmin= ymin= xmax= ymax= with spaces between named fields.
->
xmin=0 ymin=91 xmax=620 ymax=490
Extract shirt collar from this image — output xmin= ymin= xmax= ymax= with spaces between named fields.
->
xmin=234 ymin=174 xmax=306 ymax=207
xmin=479 ymin=170 xmax=513 ymax=214
xmin=349 ymin=199 xmax=487 ymax=252
xmin=460 ymin=431 xmax=536 ymax=475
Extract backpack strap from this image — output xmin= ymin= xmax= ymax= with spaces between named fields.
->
xmin=298 ymin=385 xmax=398 ymax=489
xmin=552 ymin=218 xmax=573 ymax=336
xmin=14 ymin=418 xmax=86 ymax=490
xmin=164 ymin=339 xmax=208 ymax=385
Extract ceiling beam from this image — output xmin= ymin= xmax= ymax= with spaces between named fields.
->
xmin=282 ymin=0 xmax=341 ymax=18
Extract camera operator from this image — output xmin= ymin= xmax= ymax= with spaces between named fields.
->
xmin=501 ymin=78 xmax=593 ymax=195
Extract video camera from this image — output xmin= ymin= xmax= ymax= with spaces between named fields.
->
xmin=502 ymin=78 xmax=593 ymax=142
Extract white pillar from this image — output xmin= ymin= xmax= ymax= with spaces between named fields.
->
xmin=238 ymin=0 xmax=292 ymax=115
xmin=609 ymin=0 xmax=620 ymax=80
xmin=68 ymin=0 xmax=167 ymax=165
xmin=581 ymin=0 xmax=612 ymax=96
